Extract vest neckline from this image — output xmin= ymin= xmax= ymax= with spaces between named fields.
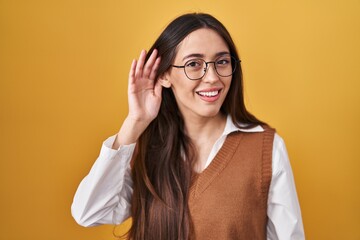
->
xmin=189 ymin=132 xmax=244 ymax=202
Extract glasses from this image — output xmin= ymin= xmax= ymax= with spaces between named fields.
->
xmin=171 ymin=55 xmax=240 ymax=80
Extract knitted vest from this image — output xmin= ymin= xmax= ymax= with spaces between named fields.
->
xmin=189 ymin=127 xmax=275 ymax=240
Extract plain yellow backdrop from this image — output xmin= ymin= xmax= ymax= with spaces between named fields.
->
xmin=1 ymin=0 xmax=359 ymax=239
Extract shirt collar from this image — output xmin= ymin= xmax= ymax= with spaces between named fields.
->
xmin=223 ymin=115 xmax=264 ymax=136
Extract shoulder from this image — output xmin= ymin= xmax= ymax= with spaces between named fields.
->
xmin=255 ymin=127 xmax=291 ymax=176
xmin=271 ymin=133 xmax=292 ymax=176
xmin=272 ymin=132 xmax=285 ymax=150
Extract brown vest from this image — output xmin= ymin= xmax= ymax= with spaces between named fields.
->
xmin=189 ymin=127 xmax=275 ymax=240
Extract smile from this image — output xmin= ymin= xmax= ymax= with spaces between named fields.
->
xmin=196 ymin=90 xmax=220 ymax=97
xmin=196 ymin=89 xmax=222 ymax=103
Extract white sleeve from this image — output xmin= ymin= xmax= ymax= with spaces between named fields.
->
xmin=266 ymin=134 xmax=305 ymax=240
xmin=71 ymin=135 xmax=135 ymax=227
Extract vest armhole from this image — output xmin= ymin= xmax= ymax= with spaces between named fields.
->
xmin=261 ymin=126 xmax=275 ymax=208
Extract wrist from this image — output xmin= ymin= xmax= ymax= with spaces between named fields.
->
xmin=112 ymin=116 xmax=150 ymax=149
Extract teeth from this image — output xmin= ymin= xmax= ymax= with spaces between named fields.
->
xmin=197 ymin=91 xmax=219 ymax=97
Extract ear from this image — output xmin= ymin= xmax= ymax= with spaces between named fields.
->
xmin=158 ymin=74 xmax=172 ymax=88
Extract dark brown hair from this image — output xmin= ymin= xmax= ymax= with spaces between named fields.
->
xmin=127 ymin=13 xmax=265 ymax=240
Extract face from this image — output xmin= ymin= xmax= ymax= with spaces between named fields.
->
xmin=161 ymin=28 xmax=232 ymax=121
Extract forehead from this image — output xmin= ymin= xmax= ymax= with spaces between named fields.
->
xmin=175 ymin=28 xmax=230 ymax=60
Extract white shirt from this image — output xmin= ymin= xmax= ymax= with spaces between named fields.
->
xmin=71 ymin=116 xmax=305 ymax=239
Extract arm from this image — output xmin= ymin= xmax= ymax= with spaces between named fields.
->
xmin=113 ymin=49 xmax=162 ymax=148
xmin=71 ymin=49 xmax=162 ymax=226
xmin=71 ymin=136 xmax=135 ymax=227
xmin=267 ymin=134 xmax=305 ymax=240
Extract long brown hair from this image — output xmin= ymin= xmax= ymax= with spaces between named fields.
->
xmin=127 ymin=13 xmax=265 ymax=240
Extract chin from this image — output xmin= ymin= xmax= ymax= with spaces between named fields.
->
xmin=198 ymin=108 xmax=223 ymax=118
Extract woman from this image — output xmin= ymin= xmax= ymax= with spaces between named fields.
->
xmin=72 ymin=13 xmax=305 ymax=239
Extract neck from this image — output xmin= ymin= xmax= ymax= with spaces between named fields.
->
xmin=183 ymin=113 xmax=227 ymax=144
xmin=182 ymin=113 xmax=227 ymax=173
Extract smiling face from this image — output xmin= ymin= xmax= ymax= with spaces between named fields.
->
xmin=160 ymin=28 xmax=232 ymax=121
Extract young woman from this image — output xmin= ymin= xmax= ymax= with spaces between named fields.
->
xmin=72 ymin=13 xmax=305 ymax=240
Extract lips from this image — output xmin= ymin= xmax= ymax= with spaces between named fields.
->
xmin=196 ymin=88 xmax=222 ymax=102
xmin=197 ymin=90 xmax=220 ymax=97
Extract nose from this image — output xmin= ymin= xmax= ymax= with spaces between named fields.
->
xmin=202 ymin=62 xmax=219 ymax=83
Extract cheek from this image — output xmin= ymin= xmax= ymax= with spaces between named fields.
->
xmin=170 ymin=76 xmax=199 ymax=94
xmin=171 ymin=84 xmax=197 ymax=99
xmin=220 ymin=79 xmax=232 ymax=98
xmin=224 ymin=78 xmax=232 ymax=90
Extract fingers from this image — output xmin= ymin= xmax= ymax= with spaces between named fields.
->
xmin=149 ymin=56 xmax=161 ymax=80
xmin=129 ymin=59 xmax=137 ymax=84
xmin=130 ymin=49 xmax=161 ymax=85
xmin=143 ymin=49 xmax=159 ymax=79
xmin=135 ymin=50 xmax=146 ymax=78
xmin=133 ymin=49 xmax=160 ymax=78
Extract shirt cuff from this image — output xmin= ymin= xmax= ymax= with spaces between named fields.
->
xmin=100 ymin=135 xmax=136 ymax=161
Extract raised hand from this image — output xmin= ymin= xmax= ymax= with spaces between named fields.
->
xmin=127 ymin=49 xmax=162 ymax=123
xmin=113 ymin=49 xmax=162 ymax=148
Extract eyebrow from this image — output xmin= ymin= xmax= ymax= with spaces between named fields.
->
xmin=182 ymin=51 xmax=230 ymax=61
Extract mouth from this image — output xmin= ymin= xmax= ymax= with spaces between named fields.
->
xmin=196 ymin=89 xmax=222 ymax=102
xmin=196 ymin=90 xmax=220 ymax=97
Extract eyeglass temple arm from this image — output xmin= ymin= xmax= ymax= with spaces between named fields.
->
xmin=171 ymin=65 xmax=185 ymax=68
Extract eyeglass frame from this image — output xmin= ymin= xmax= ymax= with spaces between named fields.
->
xmin=170 ymin=55 xmax=241 ymax=80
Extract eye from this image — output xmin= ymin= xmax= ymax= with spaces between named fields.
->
xmin=216 ymin=58 xmax=231 ymax=66
xmin=185 ymin=59 xmax=202 ymax=69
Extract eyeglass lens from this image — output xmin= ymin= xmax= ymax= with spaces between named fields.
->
xmin=184 ymin=56 xmax=236 ymax=80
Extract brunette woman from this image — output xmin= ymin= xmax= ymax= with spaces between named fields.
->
xmin=72 ymin=13 xmax=305 ymax=240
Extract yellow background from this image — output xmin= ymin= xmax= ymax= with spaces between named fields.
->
xmin=1 ymin=0 xmax=359 ymax=239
